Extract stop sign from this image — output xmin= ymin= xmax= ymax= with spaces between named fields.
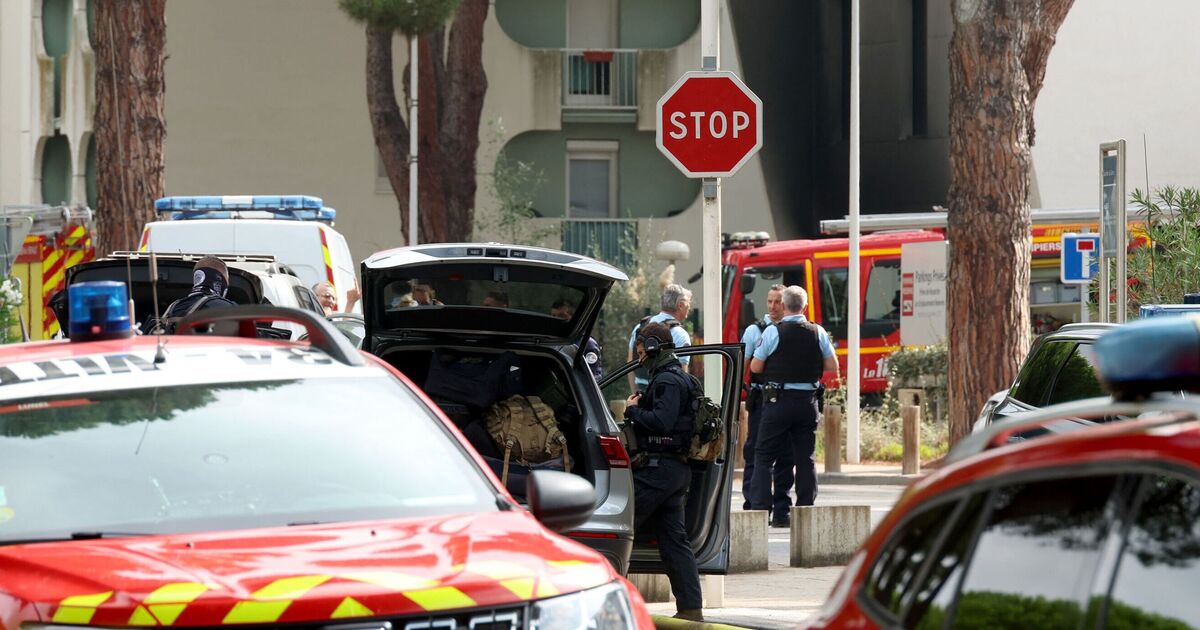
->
xmin=656 ymin=71 xmax=763 ymax=178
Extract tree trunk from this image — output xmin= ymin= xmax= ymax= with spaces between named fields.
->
xmin=946 ymin=0 xmax=1073 ymax=445
xmin=93 ymin=0 xmax=166 ymax=252
xmin=365 ymin=0 xmax=489 ymax=245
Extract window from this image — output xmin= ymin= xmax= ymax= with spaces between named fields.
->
xmin=293 ymin=285 xmax=322 ymax=314
xmin=819 ymin=267 xmax=849 ymax=341
xmin=1104 ymin=475 xmax=1200 ymax=628
xmin=866 ymin=499 xmax=958 ymax=617
xmin=1009 ymin=340 xmax=1075 ymax=405
xmin=910 ymin=0 xmax=928 ymax=136
xmin=906 ymin=494 xmax=986 ymax=628
xmin=737 ymin=266 xmax=806 ymax=331
xmin=567 ymin=140 xmax=618 ymax=218
xmin=949 ymin=475 xmax=1120 ymax=627
xmin=863 ymin=261 xmax=901 ymax=339
xmin=1045 ymin=343 xmax=1105 ymax=405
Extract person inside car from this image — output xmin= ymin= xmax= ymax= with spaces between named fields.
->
xmin=148 ymin=256 xmax=237 ymax=334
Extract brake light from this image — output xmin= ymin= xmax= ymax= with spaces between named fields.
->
xmin=568 ymin=531 xmax=619 ymax=539
xmin=598 ymin=436 xmax=630 ymax=468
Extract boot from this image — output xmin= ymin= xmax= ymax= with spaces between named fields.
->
xmin=673 ymin=608 xmax=704 ymax=622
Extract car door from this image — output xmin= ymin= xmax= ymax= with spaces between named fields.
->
xmin=597 ymin=343 xmax=744 ymax=574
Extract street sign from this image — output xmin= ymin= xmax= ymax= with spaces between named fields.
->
xmin=1061 ymin=233 xmax=1100 ymax=283
xmin=656 ymin=71 xmax=763 ymax=178
xmin=899 ymin=241 xmax=947 ymax=346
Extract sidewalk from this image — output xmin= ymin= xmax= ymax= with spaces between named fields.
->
xmin=644 ymin=565 xmax=843 ymax=629
xmin=815 ymin=462 xmax=922 ymax=486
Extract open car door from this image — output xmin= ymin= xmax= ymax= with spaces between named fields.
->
xmin=598 ymin=343 xmax=744 ymax=574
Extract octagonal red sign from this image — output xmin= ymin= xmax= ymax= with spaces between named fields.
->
xmin=656 ymin=71 xmax=763 ymax=178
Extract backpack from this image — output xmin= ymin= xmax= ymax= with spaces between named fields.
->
xmin=683 ymin=373 xmax=725 ymax=462
xmin=484 ymin=395 xmax=570 ymax=487
xmin=147 ymin=295 xmax=216 ymax=335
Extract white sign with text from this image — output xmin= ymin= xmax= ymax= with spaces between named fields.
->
xmin=900 ymin=241 xmax=948 ymax=346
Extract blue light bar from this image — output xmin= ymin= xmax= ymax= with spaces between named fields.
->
xmin=153 ymin=195 xmax=335 ymax=223
xmin=68 ymin=281 xmax=132 ymax=341
xmin=1094 ymin=316 xmax=1200 ymax=400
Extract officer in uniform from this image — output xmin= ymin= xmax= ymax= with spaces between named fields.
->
xmin=740 ymin=283 xmax=788 ymax=510
xmin=628 ymin=284 xmax=693 ymax=391
xmin=749 ymin=285 xmax=839 ymax=527
xmin=147 ymin=256 xmax=237 ymax=333
xmin=624 ymin=322 xmax=703 ymax=621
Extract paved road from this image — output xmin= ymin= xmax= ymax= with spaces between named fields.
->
xmin=643 ymin=482 xmax=906 ymax=627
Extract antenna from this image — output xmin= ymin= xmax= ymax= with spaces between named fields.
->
xmin=149 ymin=249 xmax=166 ymax=364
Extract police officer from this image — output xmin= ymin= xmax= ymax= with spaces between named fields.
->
xmin=628 ymin=284 xmax=692 ymax=391
xmin=739 ymin=283 xmax=790 ymax=511
xmin=624 ymin=322 xmax=703 ymax=621
xmin=749 ymin=285 xmax=839 ymax=527
xmin=148 ymin=256 xmax=237 ymax=333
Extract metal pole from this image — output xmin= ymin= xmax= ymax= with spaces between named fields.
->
xmin=408 ymin=36 xmax=419 ymax=247
xmin=1115 ymin=139 xmax=1127 ymax=323
xmin=701 ymin=0 xmax=722 ymax=400
xmin=1098 ymin=146 xmax=1110 ymax=323
xmin=1081 ymin=227 xmax=1090 ymax=324
xmin=846 ymin=0 xmax=861 ymax=464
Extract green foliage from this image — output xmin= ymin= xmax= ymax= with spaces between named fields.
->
xmin=887 ymin=344 xmax=948 ymax=387
xmin=478 ymin=119 xmax=556 ymax=246
xmin=913 ymin=591 xmax=1192 ymax=630
xmin=337 ymin=0 xmax=460 ymax=36
xmin=0 ymin=277 xmax=24 ymax=344
xmin=1124 ymin=186 xmax=1200 ymax=317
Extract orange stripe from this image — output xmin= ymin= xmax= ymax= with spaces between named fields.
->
xmin=813 ymin=247 xmax=902 ymax=259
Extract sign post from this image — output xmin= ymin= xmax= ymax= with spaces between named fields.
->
xmin=1099 ymin=141 xmax=1126 ymax=322
xmin=656 ymin=12 xmax=762 ymax=401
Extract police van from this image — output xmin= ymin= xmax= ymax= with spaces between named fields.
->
xmin=139 ymin=195 xmax=360 ymax=313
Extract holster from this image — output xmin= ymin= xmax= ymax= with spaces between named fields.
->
xmin=816 ymin=384 xmax=826 ymax=414
xmin=630 ymin=451 xmax=650 ymax=470
xmin=764 ymin=383 xmax=781 ymax=403
xmin=746 ymin=386 xmax=763 ymax=409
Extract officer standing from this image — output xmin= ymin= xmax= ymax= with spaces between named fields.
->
xmin=739 ymin=283 xmax=790 ymax=511
xmin=749 ymin=285 xmax=839 ymax=527
xmin=624 ymin=322 xmax=703 ymax=621
xmin=628 ymin=284 xmax=693 ymax=391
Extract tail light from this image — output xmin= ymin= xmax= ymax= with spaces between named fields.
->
xmin=597 ymin=436 xmax=630 ymax=468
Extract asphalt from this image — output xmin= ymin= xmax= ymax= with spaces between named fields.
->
xmin=639 ymin=475 xmax=907 ymax=628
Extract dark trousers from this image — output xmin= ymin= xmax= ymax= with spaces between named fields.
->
xmin=741 ymin=394 xmax=794 ymax=511
xmin=750 ymin=390 xmax=819 ymax=518
xmin=634 ymin=458 xmax=703 ymax=611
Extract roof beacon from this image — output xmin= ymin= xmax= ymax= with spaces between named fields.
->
xmin=69 ymin=281 xmax=132 ymax=342
xmin=1094 ymin=316 xmax=1200 ymax=401
xmin=154 ymin=195 xmax=336 ymax=224
xmin=723 ymin=231 xmax=771 ymax=250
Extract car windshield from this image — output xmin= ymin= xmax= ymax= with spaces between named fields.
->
xmin=0 ymin=377 xmax=498 ymax=542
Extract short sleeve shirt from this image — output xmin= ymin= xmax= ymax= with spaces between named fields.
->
xmin=740 ymin=313 xmax=776 ymax=357
xmin=628 ymin=312 xmax=692 ymax=364
xmin=754 ymin=314 xmax=835 ymax=362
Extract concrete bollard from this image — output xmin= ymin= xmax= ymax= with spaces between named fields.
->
xmin=902 ymin=404 xmax=921 ymax=475
xmin=608 ymin=399 xmax=628 ymax=420
xmin=823 ymin=404 xmax=842 ymax=473
xmin=790 ymin=505 xmax=871 ymax=568
xmin=728 ymin=510 xmax=769 ymax=573
xmin=628 ymin=573 xmax=672 ymax=603
xmin=703 ymin=575 xmax=725 ymax=608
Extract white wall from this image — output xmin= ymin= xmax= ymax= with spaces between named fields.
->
xmin=1032 ymin=0 xmax=1200 ymax=208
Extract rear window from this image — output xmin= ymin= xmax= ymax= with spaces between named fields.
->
xmin=0 ymin=377 xmax=498 ymax=542
xmin=1010 ymin=340 xmax=1075 ymax=405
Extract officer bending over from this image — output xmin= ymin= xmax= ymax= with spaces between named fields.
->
xmin=624 ymin=322 xmax=704 ymax=621
xmin=749 ymin=285 xmax=839 ymax=527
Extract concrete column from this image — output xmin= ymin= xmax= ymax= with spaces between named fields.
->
xmin=902 ymin=404 xmax=921 ymax=475
xmin=823 ymin=404 xmax=842 ymax=473
xmin=728 ymin=510 xmax=769 ymax=573
xmin=790 ymin=505 xmax=871 ymax=568
xmin=628 ymin=573 xmax=671 ymax=603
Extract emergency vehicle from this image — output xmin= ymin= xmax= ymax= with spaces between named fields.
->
xmin=722 ymin=209 xmax=1146 ymax=395
xmin=139 ymin=195 xmax=359 ymax=313
xmin=7 ymin=205 xmax=96 ymax=340
xmin=0 ymin=283 xmax=653 ymax=630
xmin=805 ymin=316 xmax=1200 ymax=628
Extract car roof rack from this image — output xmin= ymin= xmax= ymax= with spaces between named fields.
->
xmin=945 ymin=395 xmax=1200 ymax=466
xmin=108 ymin=251 xmax=279 ymax=264
xmin=175 ymin=306 xmax=364 ymax=367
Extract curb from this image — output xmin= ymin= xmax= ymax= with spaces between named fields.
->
xmin=816 ymin=472 xmax=922 ymax=486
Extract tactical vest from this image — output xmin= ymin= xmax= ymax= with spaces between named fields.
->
xmin=635 ymin=365 xmax=695 ymax=454
xmin=748 ymin=318 xmax=771 ymax=386
xmin=762 ymin=320 xmax=825 ymax=384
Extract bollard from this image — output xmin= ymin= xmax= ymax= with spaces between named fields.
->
xmin=728 ymin=510 xmax=769 ymax=573
xmin=608 ymin=399 xmax=627 ymax=420
xmin=628 ymin=574 xmax=671 ymax=603
xmin=790 ymin=505 xmax=871 ymax=568
xmin=902 ymin=404 xmax=920 ymax=475
xmin=823 ymin=404 xmax=842 ymax=473
xmin=736 ymin=401 xmax=749 ymax=469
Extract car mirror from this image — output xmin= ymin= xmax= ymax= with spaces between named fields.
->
xmin=526 ymin=470 xmax=595 ymax=533
xmin=740 ymin=273 xmax=757 ymax=295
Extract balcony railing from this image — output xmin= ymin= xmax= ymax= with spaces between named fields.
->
xmin=561 ymin=218 xmax=638 ymax=270
xmin=561 ymin=49 xmax=637 ymax=110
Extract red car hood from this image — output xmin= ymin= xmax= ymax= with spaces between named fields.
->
xmin=0 ymin=512 xmax=615 ymax=629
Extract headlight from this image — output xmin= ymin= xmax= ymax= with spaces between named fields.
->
xmin=530 ymin=581 xmax=634 ymax=630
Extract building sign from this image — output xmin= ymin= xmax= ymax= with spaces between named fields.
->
xmin=900 ymin=241 xmax=948 ymax=346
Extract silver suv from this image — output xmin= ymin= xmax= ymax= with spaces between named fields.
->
xmin=362 ymin=243 xmax=744 ymax=575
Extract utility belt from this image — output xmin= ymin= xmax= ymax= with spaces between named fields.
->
xmin=763 ymin=382 xmax=826 ymax=407
xmin=623 ymin=427 xmax=690 ymax=469
xmin=630 ymin=451 xmax=688 ymax=469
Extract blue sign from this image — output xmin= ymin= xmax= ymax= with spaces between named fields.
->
xmin=1061 ymin=233 xmax=1100 ymax=283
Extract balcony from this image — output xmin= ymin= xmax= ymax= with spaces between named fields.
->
xmin=561 ymin=218 xmax=638 ymax=270
xmin=561 ymin=50 xmax=638 ymax=123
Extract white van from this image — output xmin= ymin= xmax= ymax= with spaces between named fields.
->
xmin=139 ymin=195 xmax=360 ymax=313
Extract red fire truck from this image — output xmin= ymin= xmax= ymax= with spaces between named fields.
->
xmin=721 ymin=209 xmax=1129 ymax=396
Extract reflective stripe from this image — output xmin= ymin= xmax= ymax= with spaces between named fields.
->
xmin=339 ymin=572 xmax=437 ymax=592
xmin=403 ymin=586 xmax=476 ymax=611
xmin=330 ymin=597 xmax=374 ymax=619
xmin=127 ymin=582 xmax=210 ymax=626
xmin=52 ymin=591 xmax=113 ymax=624
xmin=139 ymin=227 xmax=151 ymax=251
xmin=319 ymin=229 xmax=336 ymax=288
xmin=222 ymin=575 xmax=331 ymax=624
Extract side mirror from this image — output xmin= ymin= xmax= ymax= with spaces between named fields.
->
xmin=740 ymin=297 xmax=756 ymax=332
xmin=526 ymin=470 xmax=595 ymax=533
xmin=740 ymin=274 xmax=757 ymax=295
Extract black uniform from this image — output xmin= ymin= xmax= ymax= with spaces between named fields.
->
xmin=624 ymin=352 xmax=702 ymax=612
xmin=146 ymin=291 xmax=236 ymax=334
xmin=750 ymin=319 xmax=826 ymax=523
xmin=741 ymin=318 xmax=793 ymax=512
